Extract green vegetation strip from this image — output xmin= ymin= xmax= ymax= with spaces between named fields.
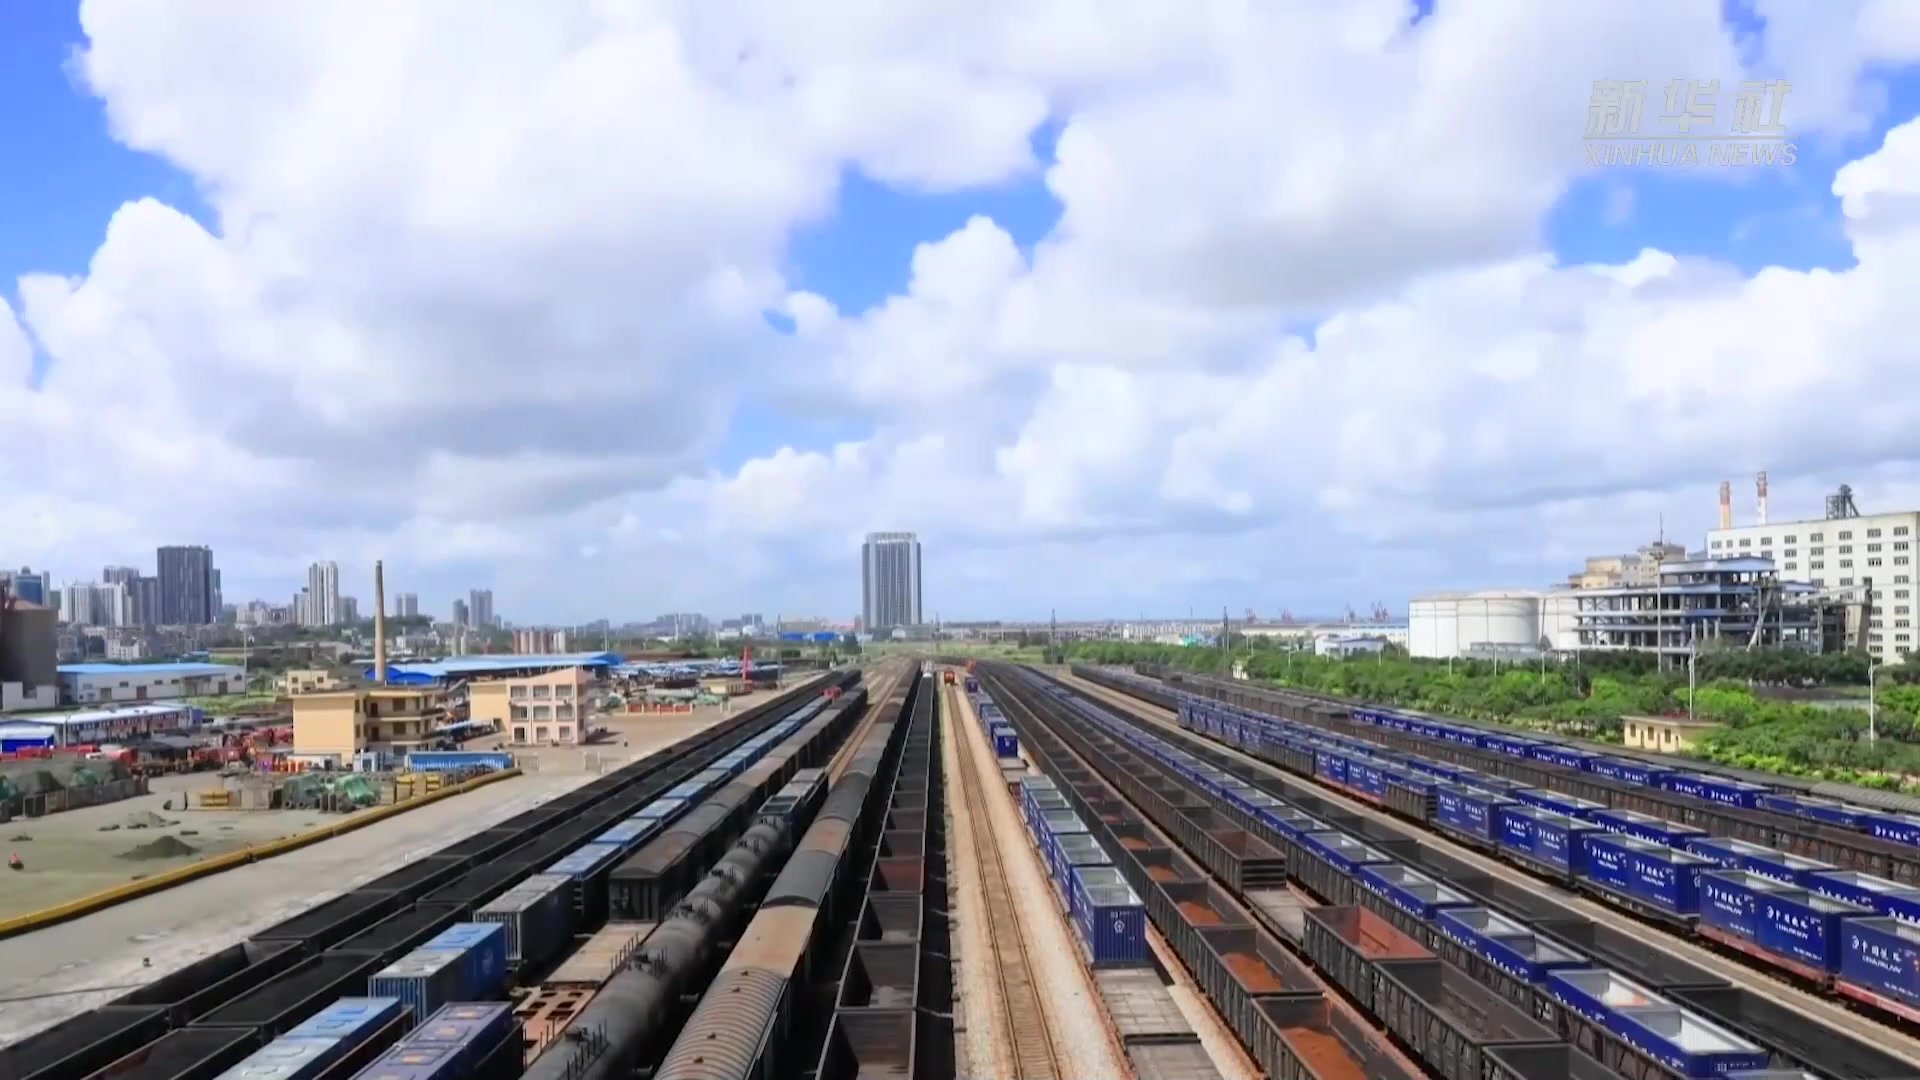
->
xmin=1069 ymin=640 xmax=1920 ymax=792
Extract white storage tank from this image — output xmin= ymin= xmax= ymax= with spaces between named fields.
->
xmin=1408 ymin=590 xmax=1543 ymax=659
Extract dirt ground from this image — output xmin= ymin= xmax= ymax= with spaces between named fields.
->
xmin=0 ymin=695 xmax=764 ymax=922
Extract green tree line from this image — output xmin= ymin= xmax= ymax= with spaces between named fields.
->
xmin=1065 ymin=640 xmax=1920 ymax=792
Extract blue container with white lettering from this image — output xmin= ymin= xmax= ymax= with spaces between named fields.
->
xmin=1435 ymin=784 xmax=1511 ymax=845
xmin=1583 ymin=832 xmax=1648 ymax=895
xmin=1628 ymin=845 xmax=1712 ymax=917
xmin=1756 ymin=889 xmax=1868 ymax=974
xmin=1841 ymin=917 xmax=1920 ymax=1007
xmin=1497 ymin=805 xmax=1540 ymax=857
xmin=1358 ymin=863 xmax=1475 ymax=920
xmin=1435 ymin=907 xmax=1586 ymax=983
xmin=1592 ymin=808 xmax=1704 ymax=849
xmin=1698 ymin=870 xmax=1775 ymax=942
xmin=1805 ymin=870 xmax=1920 ymax=923
xmin=1532 ymin=812 xmax=1597 ymax=877
xmin=1865 ymin=813 xmax=1920 ymax=849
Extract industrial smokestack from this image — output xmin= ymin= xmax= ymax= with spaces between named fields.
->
xmin=1718 ymin=481 xmax=1732 ymax=530
xmin=1757 ymin=470 xmax=1769 ymax=526
xmin=373 ymin=560 xmax=389 ymax=686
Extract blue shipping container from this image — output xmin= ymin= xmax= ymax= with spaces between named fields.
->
xmin=993 ymin=733 xmax=1019 ymax=759
xmin=1358 ymin=864 xmax=1474 ymax=920
xmin=1532 ymin=812 xmax=1596 ymax=876
xmin=1435 ymin=907 xmax=1586 ymax=983
xmin=1497 ymin=805 xmax=1541 ymax=856
xmin=404 ymin=750 xmax=514 ymax=772
xmin=1756 ymin=890 xmax=1867 ymax=974
xmin=592 ymin=818 xmax=656 ymax=849
xmin=1866 ymin=813 xmax=1920 ymax=849
xmin=475 ymin=874 xmax=572 ymax=971
xmin=1584 ymin=832 xmax=1647 ymax=895
xmin=370 ymin=949 xmax=494 ymax=1032
xmin=1435 ymin=785 xmax=1512 ymax=844
xmin=417 ymin=924 xmax=507 ymax=993
xmin=219 ymin=1036 xmax=356 ymax=1080
xmin=354 ymin=1041 xmax=471 ymax=1080
xmin=1699 ymin=871 xmax=1775 ymax=942
xmin=400 ymin=1003 xmax=515 ymax=1060
xmin=1301 ymin=831 xmax=1395 ymax=875
xmin=1072 ymin=880 xmax=1148 ymax=965
xmin=1805 ymin=871 xmax=1920 ymax=923
xmin=547 ymin=844 xmax=622 ymax=881
xmin=1841 ymin=917 xmax=1920 ymax=1007
xmin=1592 ymin=808 xmax=1703 ymax=848
xmin=1628 ymin=846 xmax=1712 ymax=916
xmin=285 ymin=997 xmax=408 ymax=1045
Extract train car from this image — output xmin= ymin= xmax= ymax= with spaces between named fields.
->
xmin=1084 ymin=668 xmax=1920 ymax=1034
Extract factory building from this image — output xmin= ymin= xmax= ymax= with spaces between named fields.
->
xmin=1571 ymin=555 xmax=1843 ymax=668
xmin=57 ymin=661 xmax=248 ymax=705
xmin=1706 ymin=480 xmax=1916 ymax=665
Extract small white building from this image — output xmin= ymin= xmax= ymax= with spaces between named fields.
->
xmin=1315 ymin=634 xmax=1389 ymax=658
xmin=58 ymin=662 xmax=247 ymax=705
xmin=29 ymin=703 xmax=199 ymax=746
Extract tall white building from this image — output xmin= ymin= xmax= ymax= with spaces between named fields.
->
xmin=396 ymin=592 xmax=419 ymax=618
xmin=305 ymin=561 xmax=340 ymax=627
xmin=861 ymin=532 xmax=923 ymax=631
xmin=59 ymin=581 xmax=132 ymax=627
xmin=1706 ymin=488 xmax=1918 ymax=664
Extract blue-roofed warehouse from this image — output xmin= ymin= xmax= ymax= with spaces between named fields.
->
xmin=57 ymin=662 xmax=248 ymax=706
xmin=362 ymin=651 xmax=624 ymax=684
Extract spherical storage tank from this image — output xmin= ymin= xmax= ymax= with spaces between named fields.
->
xmin=1408 ymin=591 xmax=1542 ymax=659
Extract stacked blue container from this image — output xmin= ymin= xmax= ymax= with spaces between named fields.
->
xmin=475 ymin=873 xmax=573 ymax=972
xmin=351 ymin=1002 xmax=518 ymax=1080
xmin=218 ymin=998 xmax=409 ymax=1080
xmin=368 ymin=923 xmax=508 ymax=1024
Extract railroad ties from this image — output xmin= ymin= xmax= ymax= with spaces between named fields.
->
xmin=1067 ymin=663 xmax=1920 ymax=1080
xmin=986 ymin=666 xmax=1416 ymax=1080
xmin=950 ymin=677 xmax=1065 ymax=1080
xmin=0 ymin=674 xmax=857 ymax=1080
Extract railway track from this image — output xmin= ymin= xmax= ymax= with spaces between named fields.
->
xmin=946 ymin=682 xmax=1067 ymax=1080
xmin=1062 ymin=668 xmax=1920 ymax=1075
xmin=825 ymin=663 xmax=907 ymax=784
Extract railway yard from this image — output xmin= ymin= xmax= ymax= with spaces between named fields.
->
xmin=10 ymin=656 xmax=1920 ymax=1078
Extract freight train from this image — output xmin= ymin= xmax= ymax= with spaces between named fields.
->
xmin=1096 ymin=665 xmax=1920 ymax=1029
xmin=1050 ymin=666 xmax=1918 ymax=1079
xmin=654 ymin=679 xmax=929 ymax=1080
xmin=0 ymin=674 xmax=866 ymax=1080
xmin=1145 ymin=663 xmax=1920 ymax=872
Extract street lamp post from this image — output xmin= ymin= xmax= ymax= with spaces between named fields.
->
xmin=1869 ymin=656 xmax=1879 ymax=744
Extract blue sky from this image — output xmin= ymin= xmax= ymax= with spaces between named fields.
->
xmin=9 ymin=4 xmax=1920 ymax=622
xmin=2 ymin=4 xmax=1904 ymax=407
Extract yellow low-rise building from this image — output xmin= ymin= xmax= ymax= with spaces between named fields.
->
xmin=469 ymin=666 xmax=595 ymax=746
xmin=278 ymin=668 xmax=343 ymax=695
xmin=292 ymin=686 xmax=450 ymax=762
xmin=1621 ymin=713 xmax=1721 ymax=754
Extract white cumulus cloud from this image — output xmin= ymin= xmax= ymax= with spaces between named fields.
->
xmin=6 ymin=0 xmax=1920 ymax=619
